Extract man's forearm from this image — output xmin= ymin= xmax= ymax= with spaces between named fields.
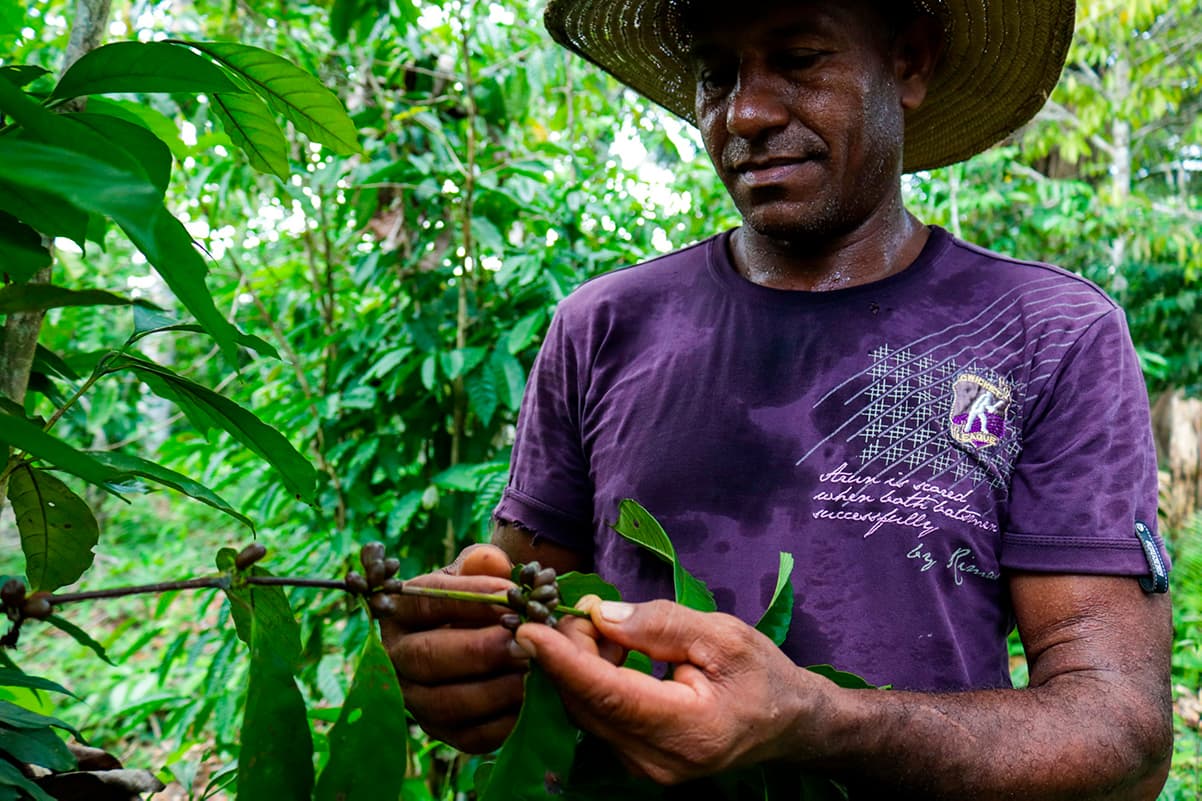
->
xmin=799 ymin=674 xmax=1172 ymax=800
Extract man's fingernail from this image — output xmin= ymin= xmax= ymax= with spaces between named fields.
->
xmin=506 ymin=638 xmax=531 ymax=660
xmin=512 ymin=634 xmax=537 ymax=658
xmin=599 ymin=601 xmax=633 ymax=622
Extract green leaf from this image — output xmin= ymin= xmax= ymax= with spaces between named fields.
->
xmin=806 ymin=664 xmax=879 ymax=690
xmin=43 ymin=615 xmax=113 ymax=665
xmin=109 ymin=355 xmax=318 ymax=504
xmin=32 ymin=345 xmax=80 ymax=382
xmin=506 ymin=309 xmax=546 ymax=355
xmin=313 ymin=627 xmax=408 ymax=801
xmin=754 ymin=553 xmax=795 ymax=647
xmin=117 ymin=206 xmax=244 ymax=362
xmin=0 ymin=701 xmax=81 ymax=741
xmin=210 ymin=91 xmax=290 ymax=179
xmin=0 ymin=285 xmax=150 ymax=315
xmin=0 ymin=140 xmax=160 ymax=224
xmin=0 ymin=670 xmax=74 ymax=698
xmin=130 ymin=306 xmax=280 ymax=360
xmin=217 ymin=551 xmax=313 ymax=801
xmin=480 ymin=664 xmax=577 ymax=801
xmin=85 ymin=97 xmax=189 ymax=160
xmin=556 ymin=571 xmax=621 ymax=607
xmin=87 ymin=451 xmax=255 ymax=531
xmin=7 ymin=465 xmax=99 ymax=593
xmin=50 ymin=41 xmax=244 ymax=101
xmin=432 ymin=463 xmax=480 ymax=492
xmin=0 ymin=759 xmax=54 ymax=801
xmin=0 ymin=413 xmax=126 ymax=487
xmin=612 ymin=499 xmax=715 ymax=612
xmin=0 ymin=211 xmax=51 ymax=282
xmin=0 ymin=185 xmax=88 ymax=250
xmin=491 ymin=349 xmax=526 ymax=411
xmin=0 ymin=723 xmax=76 ymax=772
xmin=178 ymin=41 xmax=361 ymax=155
xmin=71 ymin=112 xmax=173 ymax=193
xmin=0 ymin=66 xmax=50 ymax=89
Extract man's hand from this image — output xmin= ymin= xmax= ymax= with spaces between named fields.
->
xmin=376 ymin=544 xmax=528 ymax=753
xmin=514 ymin=597 xmax=834 ymax=784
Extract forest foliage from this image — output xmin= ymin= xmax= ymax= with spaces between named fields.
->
xmin=0 ymin=0 xmax=1200 ymax=798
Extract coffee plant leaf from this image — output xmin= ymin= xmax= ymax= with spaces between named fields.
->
xmin=0 ymin=66 xmax=49 ymax=89
xmin=754 ymin=552 xmax=795 ymax=647
xmin=0 ymin=416 xmax=124 ymax=488
xmin=217 ymin=552 xmax=313 ymax=800
xmin=805 ymin=665 xmax=879 ymax=690
xmin=70 ymin=112 xmax=174 ymax=193
xmin=87 ymin=451 xmax=255 ymax=532
xmin=49 ymin=41 xmax=244 ymax=101
xmin=0 ymin=211 xmax=51 ymax=282
xmin=0 ymin=669 xmax=74 ymax=699
xmin=556 ymin=571 xmax=621 ymax=607
xmin=0 ymin=722 xmax=76 ymax=772
xmin=177 ymin=42 xmax=361 ymax=155
xmin=0 ymin=184 xmax=89 ymax=251
xmin=209 ymin=90 xmax=290 ymax=179
xmin=0 ymin=285 xmax=151 ymax=315
xmin=129 ymin=306 xmax=280 ymax=360
xmin=313 ymin=626 xmax=407 ymax=801
xmin=0 ymin=759 xmax=53 ymax=801
xmin=612 ymin=500 xmax=715 ymax=613
xmin=7 ymin=465 xmax=99 ymax=593
xmin=113 ymin=355 xmax=318 ymax=505
xmin=44 ymin=615 xmax=114 ymax=666
xmin=0 ymin=701 xmax=81 ymax=742
xmin=480 ymin=664 xmax=578 ymax=801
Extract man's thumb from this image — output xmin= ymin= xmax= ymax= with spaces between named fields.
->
xmin=448 ymin=543 xmax=513 ymax=578
xmin=588 ymin=599 xmax=704 ymax=665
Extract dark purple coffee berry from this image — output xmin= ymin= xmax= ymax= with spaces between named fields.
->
xmin=22 ymin=592 xmax=53 ymax=621
xmin=526 ymin=601 xmax=551 ymax=623
xmin=380 ymin=578 xmax=405 ymax=594
xmin=345 ymin=571 xmax=370 ymax=595
xmin=500 ymin=613 xmax=522 ymax=631
xmin=234 ymin=543 xmax=267 ymax=571
xmin=0 ymin=579 xmax=25 ymax=608
xmin=360 ymin=542 xmax=386 ymax=571
xmin=519 ymin=562 xmax=540 ymax=588
xmin=381 ymin=558 xmax=401 ymax=579
xmin=529 ymin=585 xmax=558 ymax=604
xmin=506 ymin=587 xmax=527 ymax=612
xmin=533 ymin=568 xmax=557 ymax=588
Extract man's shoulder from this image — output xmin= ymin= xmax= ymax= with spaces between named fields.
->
xmin=556 ymin=234 xmax=721 ymax=320
xmin=941 ymin=232 xmax=1120 ymax=316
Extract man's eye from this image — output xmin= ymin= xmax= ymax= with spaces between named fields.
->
xmin=781 ymin=50 xmax=826 ymax=70
xmin=696 ymin=65 xmax=735 ymax=92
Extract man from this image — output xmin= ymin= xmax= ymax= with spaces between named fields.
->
xmin=380 ymin=0 xmax=1174 ymax=797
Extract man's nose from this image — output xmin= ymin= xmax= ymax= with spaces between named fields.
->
xmin=726 ymin=64 xmax=790 ymax=138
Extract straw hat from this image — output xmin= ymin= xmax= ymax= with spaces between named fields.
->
xmin=544 ymin=0 xmax=1076 ymax=172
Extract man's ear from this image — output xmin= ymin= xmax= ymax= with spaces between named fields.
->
xmin=894 ymin=13 xmax=943 ymax=111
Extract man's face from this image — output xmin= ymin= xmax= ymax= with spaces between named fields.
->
xmin=690 ymin=0 xmax=918 ymax=244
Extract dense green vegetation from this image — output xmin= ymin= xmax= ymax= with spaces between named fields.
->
xmin=0 ymin=0 xmax=1199 ymax=797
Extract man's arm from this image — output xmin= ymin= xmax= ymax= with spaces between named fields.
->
xmin=515 ymin=572 xmax=1172 ymax=799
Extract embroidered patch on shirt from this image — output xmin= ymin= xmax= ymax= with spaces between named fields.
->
xmin=949 ymin=371 xmax=1012 ymax=449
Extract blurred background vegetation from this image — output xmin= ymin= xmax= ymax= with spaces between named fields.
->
xmin=0 ymin=0 xmax=1199 ymax=797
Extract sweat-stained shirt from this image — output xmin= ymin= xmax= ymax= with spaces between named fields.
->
xmin=494 ymin=225 xmax=1168 ymax=692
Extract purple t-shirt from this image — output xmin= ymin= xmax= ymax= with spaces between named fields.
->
xmin=495 ymin=226 xmax=1167 ymax=691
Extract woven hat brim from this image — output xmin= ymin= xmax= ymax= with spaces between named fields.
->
xmin=545 ymin=0 xmax=1075 ymax=173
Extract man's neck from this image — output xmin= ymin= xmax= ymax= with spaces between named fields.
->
xmin=729 ymin=208 xmax=930 ymax=292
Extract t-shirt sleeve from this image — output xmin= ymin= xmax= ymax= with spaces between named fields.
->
xmin=493 ymin=309 xmax=594 ymax=551
xmin=1003 ymin=306 xmax=1169 ymax=577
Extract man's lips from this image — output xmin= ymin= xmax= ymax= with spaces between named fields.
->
xmin=732 ymin=157 xmax=818 ymax=187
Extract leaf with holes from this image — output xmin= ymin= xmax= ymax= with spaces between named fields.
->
xmin=6 ymin=465 xmax=99 ymax=593
xmin=612 ymin=499 xmax=715 ymax=612
xmin=178 ymin=41 xmax=360 ymax=155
